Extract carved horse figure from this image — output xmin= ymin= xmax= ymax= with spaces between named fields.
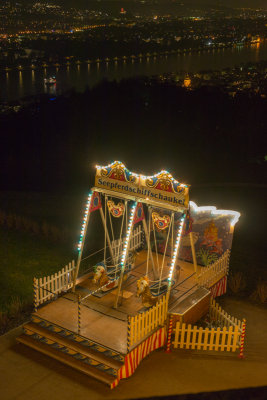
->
xmin=92 ymin=264 xmax=118 ymax=291
xmin=92 ymin=251 xmax=137 ymax=292
xmin=136 ymin=264 xmax=182 ymax=307
xmin=136 ymin=276 xmax=158 ymax=308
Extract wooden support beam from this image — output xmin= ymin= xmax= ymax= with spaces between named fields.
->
xmin=142 ymin=216 xmax=158 ymax=279
xmin=113 ymin=270 xmax=124 ymax=309
xmin=166 ymin=214 xmax=186 ymax=309
xmin=114 ymin=203 xmax=135 ymax=309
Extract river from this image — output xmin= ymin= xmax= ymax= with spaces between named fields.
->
xmin=1 ymin=42 xmax=267 ymax=102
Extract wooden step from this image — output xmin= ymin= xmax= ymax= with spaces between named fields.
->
xmin=17 ymin=334 xmax=115 ymax=386
xmin=24 ymin=322 xmax=123 ymax=370
xmin=31 ymin=314 xmax=124 ymax=360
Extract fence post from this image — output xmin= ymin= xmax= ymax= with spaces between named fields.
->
xmin=78 ymin=295 xmax=81 ymax=334
xmin=33 ymin=278 xmax=38 ymax=313
xmin=127 ymin=316 xmax=131 ymax=353
xmin=239 ymin=318 xmax=246 ymax=359
xmin=165 ymin=315 xmax=173 ymax=353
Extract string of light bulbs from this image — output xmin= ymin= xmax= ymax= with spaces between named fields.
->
xmin=168 ymin=214 xmax=186 ymax=283
xmin=96 ymin=161 xmax=188 ymax=188
xmin=77 ymin=191 xmax=93 ymax=252
xmin=189 ymin=201 xmax=240 ymax=227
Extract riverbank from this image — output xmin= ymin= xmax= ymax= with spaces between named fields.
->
xmin=1 ymin=41 xmax=265 ymax=72
xmin=1 ymin=40 xmax=267 ymax=102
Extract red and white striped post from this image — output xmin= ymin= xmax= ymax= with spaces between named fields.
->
xmin=78 ymin=295 xmax=81 ymax=335
xmin=165 ymin=315 xmax=173 ymax=353
xmin=33 ymin=278 xmax=38 ymax=313
xmin=239 ymin=318 xmax=246 ymax=359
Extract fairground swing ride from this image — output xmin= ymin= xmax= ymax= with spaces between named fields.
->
xmin=17 ymin=161 xmax=243 ymax=389
xmin=72 ymin=161 xmax=190 ymax=310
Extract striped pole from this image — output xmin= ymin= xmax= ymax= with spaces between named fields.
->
xmin=127 ymin=316 xmax=131 ymax=353
xmin=165 ymin=315 xmax=173 ymax=353
xmin=78 ymin=295 xmax=81 ymax=334
xmin=239 ymin=318 xmax=246 ymax=359
xmin=33 ymin=278 xmax=37 ymax=313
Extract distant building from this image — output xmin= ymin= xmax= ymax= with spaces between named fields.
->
xmin=183 ymin=75 xmax=191 ymax=88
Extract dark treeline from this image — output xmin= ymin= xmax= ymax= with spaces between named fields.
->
xmin=1 ymin=78 xmax=266 ymax=192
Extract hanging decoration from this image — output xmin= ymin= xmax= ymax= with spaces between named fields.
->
xmin=152 ymin=212 xmax=171 ymax=231
xmin=89 ymin=192 xmax=102 ymax=212
xmin=133 ymin=202 xmax=145 ymax=225
xmin=107 ymin=200 xmax=125 ymax=218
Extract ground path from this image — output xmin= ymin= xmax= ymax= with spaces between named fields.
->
xmin=1 ymin=297 xmax=266 ymax=400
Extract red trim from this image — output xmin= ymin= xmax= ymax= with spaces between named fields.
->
xmin=210 ymin=276 xmax=227 ymax=298
xmin=111 ymin=327 xmax=166 ymax=389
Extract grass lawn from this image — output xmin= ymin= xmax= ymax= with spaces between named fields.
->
xmin=0 ymin=190 xmax=106 ymax=315
xmin=0 ymin=226 xmax=74 ymax=312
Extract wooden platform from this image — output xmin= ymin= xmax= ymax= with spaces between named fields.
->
xmin=35 ymin=250 xmax=200 ymax=354
xmin=35 ymin=297 xmax=128 ymax=353
xmin=77 ymin=250 xmax=200 ymax=313
xmin=17 ymin=251 xmax=210 ymax=387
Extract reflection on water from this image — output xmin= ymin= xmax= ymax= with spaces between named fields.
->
xmin=1 ymin=42 xmax=267 ymax=102
xmin=19 ymin=71 xmax=23 ymax=97
xmin=44 ymin=83 xmax=56 ymax=96
xmin=252 ymin=42 xmax=261 ymax=62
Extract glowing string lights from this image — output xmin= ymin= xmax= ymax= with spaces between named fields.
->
xmin=77 ymin=191 xmax=93 ymax=252
xmin=96 ymin=161 xmax=188 ymax=188
xmin=168 ymin=214 xmax=186 ymax=283
xmin=189 ymin=201 xmax=240 ymax=227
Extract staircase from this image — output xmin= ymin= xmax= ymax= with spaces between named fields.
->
xmin=17 ymin=315 xmax=124 ymax=387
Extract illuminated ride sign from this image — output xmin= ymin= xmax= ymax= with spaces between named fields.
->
xmin=95 ymin=161 xmax=189 ymax=209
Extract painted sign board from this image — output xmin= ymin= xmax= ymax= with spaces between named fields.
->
xmin=95 ymin=161 xmax=189 ymax=209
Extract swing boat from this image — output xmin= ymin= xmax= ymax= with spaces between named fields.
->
xmin=92 ymin=251 xmax=136 ymax=292
xmin=17 ymin=161 xmax=241 ymax=389
xmin=149 ymin=277 xmax=175 ymax=296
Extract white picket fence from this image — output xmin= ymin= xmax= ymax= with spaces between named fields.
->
xmin=172 ymin=299 xmax=244 ymax=353
xmin=197 ymin=250 xmax=230 ymax=289
xmin=111 ymin=225 xmax=143 ymax=260
xmin=172 ymin=322 xmax=241 ymax=353
xmin=128 ymin=292 xmax=169 ymax=348
xmin=34 ymin=260 xmax=75 ymax=307
xmin=209 ymin=299 xmax=243 ymax=345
